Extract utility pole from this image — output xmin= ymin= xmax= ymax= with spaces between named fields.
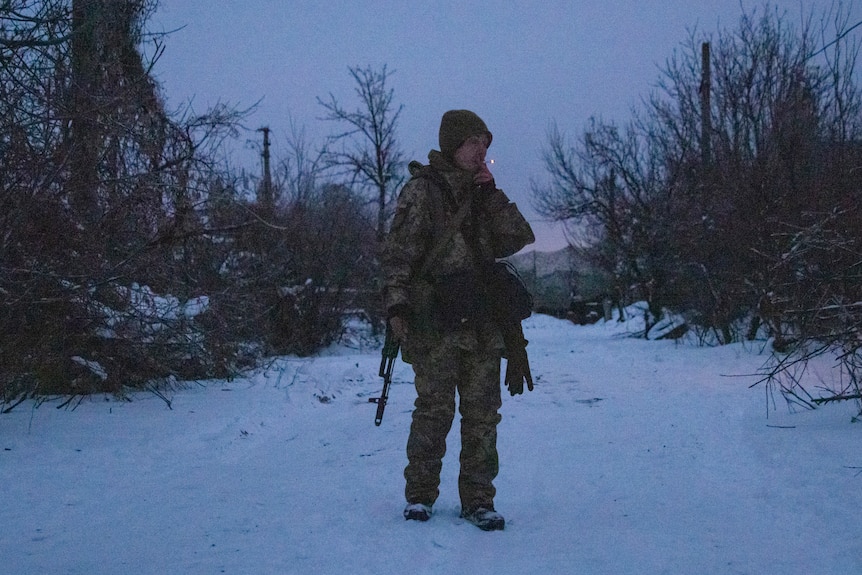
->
xmin=699 ymin=42 xmax=712 ymax=167
xmin=257 ymin=126 xmax=273 ymax=213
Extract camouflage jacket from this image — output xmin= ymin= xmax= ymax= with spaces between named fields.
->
xmin=382 ymin=150 xmax=535 ymax=357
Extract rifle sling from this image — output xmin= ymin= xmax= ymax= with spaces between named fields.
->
xmin=418 ymin=172 xmax=473 ymax=278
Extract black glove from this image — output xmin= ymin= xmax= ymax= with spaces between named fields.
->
xmin=502 ymin=325 xmax=533 ymax=396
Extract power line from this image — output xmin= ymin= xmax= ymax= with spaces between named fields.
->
xmin=810 ymin=19 xmax=862 ymax=59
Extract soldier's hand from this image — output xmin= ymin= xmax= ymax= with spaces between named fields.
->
xmin=475 ymin=161 xmax=494 ymax=185
xmin=503 ymin=344 xmax=534 ymax=396
xmin=504 ymin=359 xmax=525 ymax=395
xmin=389 ymin=316 xmax=408 ymax=343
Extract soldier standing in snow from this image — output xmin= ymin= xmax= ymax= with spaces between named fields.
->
xmin=382 ymin=109 xmax=535 ymax=531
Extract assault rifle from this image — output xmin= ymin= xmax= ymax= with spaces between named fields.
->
xmin=369 ymin=325 xmax=399 ymax=426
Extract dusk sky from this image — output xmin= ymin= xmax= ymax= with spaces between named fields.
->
xmin=150 ymin=1 xmax=862 ymax=252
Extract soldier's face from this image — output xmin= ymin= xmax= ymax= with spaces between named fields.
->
xmin=453 ymin=135 xmax=489 ymax=173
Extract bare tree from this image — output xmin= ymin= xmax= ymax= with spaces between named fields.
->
xmin=534 ymin=2 xmax=862 ymax=413
xmin=317 ymin=64 xmax=405 ymax=241
xmin=532 ymin=116 xmax=684 ymax=334
xmin=0 ymin=1 xmax=255 ymax=402
xmin=275 ymin=117 xmax=326 ymax=205
xmin=535 ymin=3 xmax=862 ymax=347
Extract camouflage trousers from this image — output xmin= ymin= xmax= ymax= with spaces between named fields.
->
xmin=404 ymin=338 xmax=502 ymax=509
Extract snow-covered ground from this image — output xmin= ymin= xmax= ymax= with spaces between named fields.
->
xmin=2 ymin=311 xmax=860 ymax=575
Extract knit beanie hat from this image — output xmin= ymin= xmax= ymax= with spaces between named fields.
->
xmin=438 ymin=110 xmax=492 ymax=159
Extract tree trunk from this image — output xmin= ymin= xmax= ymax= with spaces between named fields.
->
xmin=69 ymin=0 xmax=100 ymax=225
